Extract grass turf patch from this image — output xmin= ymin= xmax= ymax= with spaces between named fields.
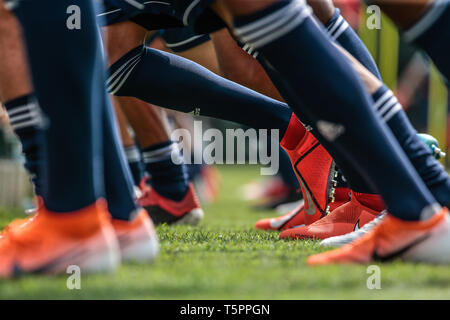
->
xmin=0 ymin=165 xmax=450 ymax=299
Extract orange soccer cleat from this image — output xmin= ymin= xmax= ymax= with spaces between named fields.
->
xmin=280 ymin=191 xmax=380 ymax=240
xmin=138 ymin=179 xmax=203 ymax=225
xmin=280 ymin=114 xmax=337 ymax=225
xmin=307 ymin=207 xmax=450 ymax=265
xmin=111 ymin=209 xmax=159 ymax=263
xmin=0 ymin=199 xmax=120 ymax=277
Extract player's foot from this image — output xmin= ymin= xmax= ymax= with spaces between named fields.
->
xmin=240 ymin=176 xmax=289 ymax=202
xmin=253 ymin=186 xmax=302 ymax=211
xmin=320 ymin=211 xmax=387 ymax=248
xmin=255 ymin=202 xmax=305 ymax=231
xmin=111 ymin=209 xmax=159 ymax=263
xmin=0 ymin=199 xmax=120 ymax=277
xmin=255 ymin=188 xmax=349 ymax=231
xmin=276 ymin=199 xmax=304 ymax=215
xmin=281 ymin=115 xmax=337 ymax=225
xmin=138 ymin=180 xmax=203 ymax=225
xmin=307 ymin=208 xmax=450 ymax=265
xmin=280 ymin=191 xmax=379 ymax=240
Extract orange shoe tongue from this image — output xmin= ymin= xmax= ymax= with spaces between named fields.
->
xmin=353 ymin=192 xmax=385 ymax=212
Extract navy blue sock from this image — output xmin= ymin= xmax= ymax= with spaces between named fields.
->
xmin=125 ymin=145 xmax=146 ymax=186
xmin=326 ymin=6 xmax=450 ymax=204
xmin=404 ymin=0 xmax=450 ymax=84
xmin=187 ymin=163 xmax=204 ymax=181
xmin=325 ymin=8 xmax=382 ymax=80
xmin=13 ymin=0 xmax=105 ymax=212
xmin=233 ymin=0 xmax=440 ymax=220
xmin=107 ymin=45 xmax=292 ymax=135
xmin=142 ymin=141 xmax=189 ymax=201
xmin=372 ymin=85 xmax=450 ymax=206
xmin=4 ymin=94 xmax=45 ymax=196
xmin=102 ymin=95 xmax=139 ymax=220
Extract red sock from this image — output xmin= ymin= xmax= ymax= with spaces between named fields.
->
xmin=353 ymin=192 xmax=385 ymax=212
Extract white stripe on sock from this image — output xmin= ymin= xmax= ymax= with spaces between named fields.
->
xmin=7 ymin=101 xmax=39 ymax=116
xmin=11 ymin=118 xmax=42 ymax=130
xmin=165 ymin=35 xmax=204 ymax=48
xmin=183 ymin=0 xmax=201 ymax=26
xmin=125 ymin=147 xmax=142 ymax=162
xmin=327 ymin=15 xmax=343 ymax=35
xmin=106 ymin=53 xmax=141 ymax=86
xmin=142 ymin=143 xmax=175 ymax=159
xmin=109 ymin=57 xmax=141 ymax=94
xmin=9 ymin=111 xmax=40 ymax=124
xmin=373 ymin=91 xmax=392 ymax=110
xmin=377 ymin=96 xmax=398 ymax=116
xmin=234 ymin=0 xmax=304 ymax=36
xmin=7 ymin=101 xmax=43 ymax=130
xmin=124 ymin=0 xmax=145 ymax=10
xmin=237 ymin=1 xmax=303 ymax=43
xmin=247 ymin=6 xmax=312 ymax=49
xmin=331 ymin=20 xmax=349 ymax=40
xmin=382 ymin=103 xmax=402 ymax=122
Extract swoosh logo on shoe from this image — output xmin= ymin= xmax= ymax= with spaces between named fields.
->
xmin=270 ymin=210 xmax=298 ymax=229
xmin=354 ymin=220 xmax=360 ymax=232
xmin=372 ymin=234 xmax=431 ymax=262
xmin=298 ymin=178 xmax=316 ymax=216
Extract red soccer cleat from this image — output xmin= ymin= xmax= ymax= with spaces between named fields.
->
xmin=280 ymin=114 xmax=338 ymax=225
xmin=138 ymin=179 xmax=204 ymax=225
xmin=280 ymin=191 xmax=381 ymax=240
xmin=255 ymin=187 xmax=350 ymax=231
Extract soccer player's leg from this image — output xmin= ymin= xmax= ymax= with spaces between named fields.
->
xmin=118 ymin=97 xmax=204 ymax=226
xmin=279 ymin=0 xmax=449 ymax=239
xmin=98 ymin=14 xmax=160 ymax=260
xmin=369 ymin=0 xmax=450 ymax=82
xmin=318 ymin=0 xmax=450 ymax=208
xmin=209 ymin=29 xmax=303 ymax=213
xmin=209 ymin=28 xmax=369 ymax=232
xmin=0 ymin=6 xmax=44 ymax=197
xmin=208 ymin=1 xmax=449 ymax=241
xmin=213 ymin=0 xmax=450 ymax=264
xmin=103 ymin=22 xmax=203 ymax=225
xmin=163 ymin=27 xmax=298 ymax=210
xmin=106 ymin=34 xmax=316 ymax=227
xmin=102 ymin=90 xmax=159 ymax=263
xmin=0 ymin=0 xmax=121 ymax=277
xmin=111 ymin=96 xmax=146 ymax=188
xmin=282 ymin=45 xmax=450 ymax=240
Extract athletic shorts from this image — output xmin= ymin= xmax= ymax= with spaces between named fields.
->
xmin=160 ymin=26 xmax=211 ymax=52
xmin=98 ymin=0 xmax=224 ymax=34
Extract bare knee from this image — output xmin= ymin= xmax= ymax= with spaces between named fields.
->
xmin=102 ymin=21 xmax=148 ymax=67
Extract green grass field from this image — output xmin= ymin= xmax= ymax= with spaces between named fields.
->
xmin=1 ymin=165 xmax=450 ymax=299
